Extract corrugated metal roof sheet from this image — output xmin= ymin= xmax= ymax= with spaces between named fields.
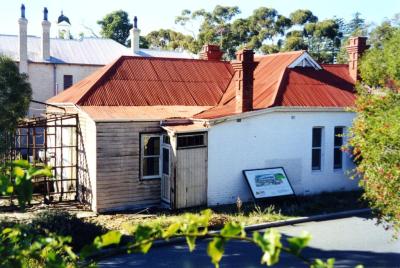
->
xmin=276 ymin=65 xmax=355 ymax=107
xmin=49 ymin=56 xmax=234 ymax=106
xmin=0 ymin=34 xmax=195 ymax=65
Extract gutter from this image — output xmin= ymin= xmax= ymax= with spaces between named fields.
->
xmin=199 ymin=106 xmax=353 ymax=126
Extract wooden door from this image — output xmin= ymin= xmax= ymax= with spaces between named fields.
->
xmin=175 ymin=147 xmax=207 ymax=208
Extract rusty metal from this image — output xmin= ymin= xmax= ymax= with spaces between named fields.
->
xmin=48 ymin=56 xmax=234 ymax=107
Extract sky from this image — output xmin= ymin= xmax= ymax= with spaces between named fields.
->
xmin=0 ymin=0 xmax=399 ymax=38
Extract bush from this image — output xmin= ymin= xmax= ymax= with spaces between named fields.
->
xmin=30 ymin=210 xmax=107 ymax=251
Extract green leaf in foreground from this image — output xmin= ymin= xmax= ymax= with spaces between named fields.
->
xmin=207 ymin=237 xmax=225 ymax=268
xmin=253 ymin=229 xmax=282 ymax=266
xmin=287 ymin=231 xmax=312 ymax=255
xmin=94 ymin=230 xmax=122 ymax=248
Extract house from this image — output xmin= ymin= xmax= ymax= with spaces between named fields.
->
xmin=47 ymin=37 xmax=367 ymax=212
xmin=0 ymin=4 xmax=195 ymax=116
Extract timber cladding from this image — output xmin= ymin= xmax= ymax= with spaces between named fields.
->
xmin=95 ymin=121 xmax=162 ymax=212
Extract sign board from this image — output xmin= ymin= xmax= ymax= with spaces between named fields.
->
xmin=243 ymin=167 xmax=295 ymax=199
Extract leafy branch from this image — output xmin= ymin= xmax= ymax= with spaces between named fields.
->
xmin=86 ymin=210 xmax=338 ymax=268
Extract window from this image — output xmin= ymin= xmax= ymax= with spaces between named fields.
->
xmin=177 ymin=133 xmax=205 ymax=149
xmin=63 ymin=75 xmax=73 ymax=89
xmin=312 ymin=127 xmax=323 ymax=170
xmin=162 ymin=148 xmax=169 ymax=175
xmin=334 ymin=127 xmax=344 ymax=169
xmin=141 ymin=134 xmax=161 ymax=179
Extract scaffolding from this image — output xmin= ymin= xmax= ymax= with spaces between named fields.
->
xmin=1 ymin=113 xmax=79 ymax=203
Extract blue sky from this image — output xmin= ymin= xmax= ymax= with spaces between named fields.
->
xmin=1 ymin=0 xmax=399 ymax=37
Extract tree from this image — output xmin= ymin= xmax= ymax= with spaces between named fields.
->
xmin=0 ymin=56 xmax=31 ymax=134
xmin=289 ymin=9 xmax=318 ymax=25
xmin=347 ymin=28 xmax=400 ymax=233
xmin=345 ymin=12 xmax=366 ymax=36
xmin=97 ymin=10 xmax=132 ymax=46
xmin=336 ymin=13 xmax=368 ymax=64
xmin=145 ymin=29 xmax=196 ymax=52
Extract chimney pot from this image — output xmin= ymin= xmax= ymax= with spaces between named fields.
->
xmin=346 ymin=36 xmax=368 ymax=82
xmin=199 ymin=44 xmax=223 ymax=61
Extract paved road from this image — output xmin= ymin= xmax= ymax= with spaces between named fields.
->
xmin=99 ymin=213 xmax=400 ymax=268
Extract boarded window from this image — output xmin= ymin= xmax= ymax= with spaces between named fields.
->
xmin=312 ymin=127 xmax=323 ymax=170
xmin=63 ymin=75 xmax=73 ymax=89
xmin=177 ymin=133 xmax=205 ymax=149
xmin=141 ymin=134 xmax=161 ymax=179
xmin=334 ymin=127 xmax=344 ymax=169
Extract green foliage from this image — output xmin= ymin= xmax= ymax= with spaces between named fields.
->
xmin=348 ymin=28 xmax=400 ymax=232
xmin=290 ymin=9 xmax=318 ymax=25
xmin=31 ymin=210 xmax=107 ymax=251
xmin=0 ymin=160 xmax=52 ymax=209
xmin=0 ymin=226 xmax=77 ymax=268
xmin=145 ymin=29 xmax=196 ymax=52
xmin=97 ymin=10 xmax=132 ymax=46
xmin=0 ymin=56 xmax=32 ymax=134
xmin=174 ymin=6 xmax=342 ymax=61
xmin=1 ymin=209 xmax=348 ymax=268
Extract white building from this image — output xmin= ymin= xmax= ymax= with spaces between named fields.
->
xmin=0 ymin=4 xmax=195 ymax=115
xmin=48 ymin=38 xmax=367 ymax=212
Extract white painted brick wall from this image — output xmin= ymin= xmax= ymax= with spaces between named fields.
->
xmin=207 ymin=110 xmax=359 ymax=206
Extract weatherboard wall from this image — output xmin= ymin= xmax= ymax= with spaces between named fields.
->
xmin=207 ymin=110 xmax=359 ymax=206
xmin=95 ymin=121 xmax=162 ymax=212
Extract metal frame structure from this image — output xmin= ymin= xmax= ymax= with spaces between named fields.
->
xmin=1 ymin=112 xmax=79 ymax=203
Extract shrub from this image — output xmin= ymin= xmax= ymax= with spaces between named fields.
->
xmin=30 ymin=210 xmax=107 ymax=251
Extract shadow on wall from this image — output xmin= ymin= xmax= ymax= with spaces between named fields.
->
xmin=77 ymin=123 xmax=92 ymax=207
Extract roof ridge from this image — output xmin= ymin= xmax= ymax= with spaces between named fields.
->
xmin=119 ymin=55 xmax=229 ymax=63
xmin=255 ymin=50 xmax=305 ymax=58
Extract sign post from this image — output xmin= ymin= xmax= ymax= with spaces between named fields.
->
xmin=243 ymin=167 xmax=295 ymax=203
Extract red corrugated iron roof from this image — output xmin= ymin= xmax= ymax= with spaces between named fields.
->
xmin=48 ymin=56 xmax=234 ymax=106
xmin=48 ymin=51 xmax=356 ymax=121
xmin=195 ymin=61 xmax=355 ymax=119
xmin=276 ymin=65 xmax=356 ymax=107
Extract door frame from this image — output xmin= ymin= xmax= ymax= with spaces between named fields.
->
xmin=161 ymin=135 xmax=172 ymax=205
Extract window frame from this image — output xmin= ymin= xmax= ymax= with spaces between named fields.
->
xmin=311 ymin=127 xmax=324 ymax=171
xmin=333 ymin=126 xmax=345 ymax=170
xmin=176 ymin=132 xmax=206 ymax=150
xmin=140 ymin=133 xmax=162 ymax=180
xmin=63 ymin=74 xmax=73 ymax=90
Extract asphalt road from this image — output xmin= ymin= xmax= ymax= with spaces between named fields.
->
xmin=99 ymin=213 xmax=400 ymax=268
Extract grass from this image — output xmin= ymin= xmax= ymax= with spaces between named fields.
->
xmin=86 ymin=191 xmax=366 ymax=234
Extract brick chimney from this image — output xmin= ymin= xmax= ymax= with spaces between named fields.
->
xmin=199 ymin=44 xmax=223 ymax=61
xmin=231 ymin=49 xmax=255 ymax=113
xmin=346 ymin=36 xmax=368 ymax=82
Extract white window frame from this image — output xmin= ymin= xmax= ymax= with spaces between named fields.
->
xmin=311 ymin=127 xmax=324 ymax=171
xmin=141 ymin=134 xmax=162 ymax=180
xmin=333 ymin=126 xmax=345 ymax=170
